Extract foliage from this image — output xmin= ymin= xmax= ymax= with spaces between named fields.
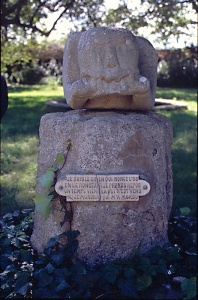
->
xmin=1 ymin=0 xmax=197 ymax=45
xmin=1 ymin=0 xmax=197 ymax=86
xmin=105 ymin=4 xmax=147 ymax=35
xmin=0 ymin=208 xmax=197 ymax=299
xmin=1 ymin=0 xmax=103 ymax=83
xmin=35 ymin=142 xmax=71 ymax=219
xmin=0 ymin=210 xmax=35 ymax=298
xmin=3 ymin=43 xmax=197 ymax=87
xmin=1 ymin=0 xmax=105 ymax=42
xmin=104 ymin=0 xmax=197 ymax=46
xmin=157 ymin=46 xmax=197 ymax=87
xmin=139 ymin=0 xmax=197 ymax=44
xmin=1 ymin=39 xmax=64 ymax=85
xmin=1 ymin=38 xmax=39 ymax=75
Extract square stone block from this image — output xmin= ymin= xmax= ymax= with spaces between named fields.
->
xmin=31 ymin=110 xmax=173 ymax=267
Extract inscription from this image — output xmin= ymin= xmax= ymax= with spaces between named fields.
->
xmin=55 ymin=174 xmax=150 ymax=201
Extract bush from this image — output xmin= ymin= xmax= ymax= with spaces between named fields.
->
xmin=4 ymin=41 xmax=64 ymax=85
xmin=157 ymin=46 xmax=197 ymax=88
xmin=19 ymin=62 xmax=46 ymax=85
xmin=7 ymin=58 xmax=63 ymax=86
xmin=0 ymin=208 xmax=196 ymax=299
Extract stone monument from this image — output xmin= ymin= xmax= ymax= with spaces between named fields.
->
xmin=31 ymin=27 xmax=173 ymax=268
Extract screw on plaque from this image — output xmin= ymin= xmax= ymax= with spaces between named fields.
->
xmin=59 ymin=186 xmax=64 ymax=190
xmin=143 ymin=185 xmax=148 ymax=190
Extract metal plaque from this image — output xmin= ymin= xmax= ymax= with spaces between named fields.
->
xmin=55 ymin=174 xmax=150 ymax=201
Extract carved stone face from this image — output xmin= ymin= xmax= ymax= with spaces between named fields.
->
xmin=63 ymin=27 xmax=158 ymax=110
xmin=78 ymin=29 xmax=139 ymax=86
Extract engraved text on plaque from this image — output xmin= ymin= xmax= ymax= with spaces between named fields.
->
xmin=55 ymin=174 xmax=150 ymax=201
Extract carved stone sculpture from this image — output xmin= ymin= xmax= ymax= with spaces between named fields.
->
xmin=63 ymin=27 xmax=158 ymax=110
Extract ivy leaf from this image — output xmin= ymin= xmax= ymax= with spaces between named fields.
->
xmin=55 ymin=279 xmax=70 ymax=292
xmin=181 ymin=277 xmax=196 ymax=299
xmin=180 ymin=207 xmax=191 ymax=216
xmin=18 ymin=249 xmax=31 ymax=263
xmin=147 ymin=246 xmax=162 ymax=263
xmin=104 ymin=269 xmax=120 ymax=284
xmin=124 ymin=267 xmax=136 ymax=279
xmin=118 ymin=278 xmax=138 ymax=298
xmin=14 ymin=272 xmax=30 ymax=295
xmin=16 ymin=283 xmax=31 ymax=296
xmin=33 ymin=288 xmax=59 ymax=298
xmin=54 ymin=153 xmax=65 ymax=165
xmin=155 ymin=259 xmax=168 ymax=274
xmin=37 ymin=170 xmax=55 ymax=189
xmin=136 ymin=275 xmax=152 ymax=291
xmin=47 ymin=167 xmax=58 ymax=172
xmin=15 ymin=273 xmax=31 ymax=294
xmin=166 ymin=246 xmax=181 ymax=261
xmin=54 ymin=268 xmax=71 ymax=279
xmin=34 ymin=193 xmax=52 ymax=219
xmin=36 ymin=269 xmax=53 ymax=287
xmin=0 ymin=264 xmax=15 ymax=277
xmin=45 ymin=263 xmax=54 ymax=274
xmin=51 ymin=251 xmax=64 ymax=266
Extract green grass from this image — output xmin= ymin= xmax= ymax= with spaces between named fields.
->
xmin=0 ymin=86 xmax=197 ymax=216
xmin=155 ymin=88 xmax=197 ymax=214
xmin=1 ymin=85 xmax=65 ymax=215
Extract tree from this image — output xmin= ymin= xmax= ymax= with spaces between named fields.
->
xmin=104 ymin=0 xmax=197 ymax=46
xmin=1 ymin=0 xmax=104 ymax=42
xmin=1 ymin=0 xmax=197 ymax=84
xmin=1 ymin=0 xmax=196 ymax=45
xmin=1 ymin=0 xmax=104 ymax=78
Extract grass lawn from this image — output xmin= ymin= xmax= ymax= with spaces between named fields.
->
xmin=0 ymin=86 xmax=197 ymax=216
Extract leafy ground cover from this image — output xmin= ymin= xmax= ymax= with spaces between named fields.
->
xmin=0 ymin=209 xmax=196 ymax=299
xmin=1 ymin=86 xmax=197 ymax=216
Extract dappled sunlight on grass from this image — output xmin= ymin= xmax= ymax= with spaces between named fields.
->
xmin=8 ymin=85 xmax=64 ymax=97
xmin=1 ymin=135 xmax=38 ymax=215
xmin=157 ymin=107 xmax=197 ymax=214
xmin=0 ymin=85 xmax=60 ymax=215
xmin=156 ymin=87 xmax=197 ymax=101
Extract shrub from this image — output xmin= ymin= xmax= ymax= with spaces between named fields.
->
xmin=19 ymin=62 xmax=46 ymax=85
xmin=157 ymin=46 xmax=197 ymax=88
xmin=0 ymin=209 xmax=197 ymax=299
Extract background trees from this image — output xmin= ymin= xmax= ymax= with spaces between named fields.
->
xmin=105 ymin=0 xmax=197 ymax=46
xmin=1 ymin=0 xmax=197 ymax=86
xmin=1 ymin=0 xmax=104 ymax=41
xmin=1 ymin=0 xmax=197 ymax=43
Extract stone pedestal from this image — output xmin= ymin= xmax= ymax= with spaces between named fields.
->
xmin=31 ymin=110 xmax=173 ymax=267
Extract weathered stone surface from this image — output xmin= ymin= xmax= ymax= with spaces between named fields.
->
xmin=31 ymin=110 xmax=173 ymax=267
xmin=62 ymin=27 xmax=158 ymax=110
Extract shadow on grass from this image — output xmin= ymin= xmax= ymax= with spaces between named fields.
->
xmin=164 ymin=111 xmax=197 ymax=215
xmin=1 ymin=98 xmax=63 ymax=138
xmin=0 ymin=184 xmax=35 ymax=216
xmin=7 ymin=85 xmax=49 ymax=93
xmin=168 ymin=110 xmax=197 ymax=131
xmin=171 ymin=148 xmax=197 ymax=214
xmin=156 ymin=87 xmax=197 ymax=101
xmin=0 ymin=185 xmax=20 ymax=216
